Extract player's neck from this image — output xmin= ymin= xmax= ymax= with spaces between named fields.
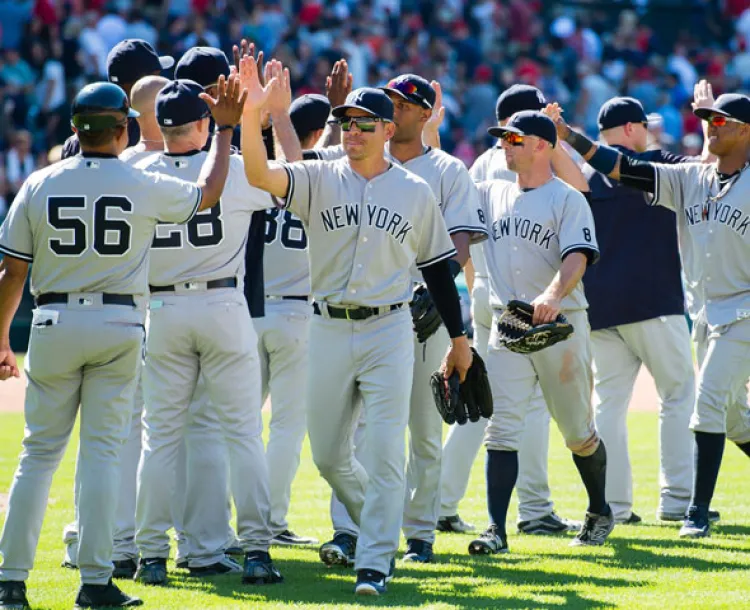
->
xmin=348 ymin=154 xmax=391 ymax=180
xmin=515 ymin=166 xmax=555 ymax=190
xmin=388 ymin=137 xmax=424 ymax=164
xmin=138 ymin=124 xmax=164 ymax=151
xmin=716 ymin=146 xmax=750 ymax=175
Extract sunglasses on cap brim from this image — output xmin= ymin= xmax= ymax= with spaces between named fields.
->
xmin=384 ymin=80 xmax=432 ymax=108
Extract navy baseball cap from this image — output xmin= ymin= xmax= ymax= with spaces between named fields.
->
xmin=175 ymin=47 xmax=230 ymax=89
xmin=107 ymin=39 xmax=174 ymax=85
xmin=694 ymin=93 xmax=750 ymax=124
xmin=290 ymin=94 xmax=331 ymax=139
xmin=598 ymin=96 xmax=648 ymax=130
xmin=155 ymin=80 xmax=210 ymax=127
xmin=488 ymin=110 xmax=557 ymax=147
xmin=381 ymin=74 xmax=435 ymax=109
xmin=495 ymin=85 xmax=546 ymax=122
xmin=331 ymin=88 xmax=394 ymax=121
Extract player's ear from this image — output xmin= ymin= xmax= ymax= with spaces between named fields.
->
xmin=384 ymin=121 xmax=396 ymax=141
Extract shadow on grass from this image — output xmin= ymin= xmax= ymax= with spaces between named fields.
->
xmin=160 ymin=554 xmax=631 ymax=609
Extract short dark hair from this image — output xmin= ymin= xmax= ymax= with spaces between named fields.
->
xmin=77 ymin=125 xmax=124 ymax=148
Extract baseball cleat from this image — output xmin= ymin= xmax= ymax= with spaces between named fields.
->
xmin=354 ymin=569 xmax=388 ymax=596
xmin=175 ymin=556 xmax=189 ymax=569
xmin=188 ymin=555 xmax=243 ymax=576
xmin=570 ymin=510 xmax=616 ymax=546
xmin=616 ymin=512 xmax=642 ymax=525
xmin=112 ymin=558 xmax=138 ymax=580
xmin=241 ymin=551 xmax=283 ymax=585
xmin=436 ymin=514 xmax=476 ymax=533
xmin=659 ymin=509 xmax=720 ymax=523
xmin=134 ymin=557 xmax=167 ymax=585
xmin=403 ymin=539 xmax=434 ymax=563
xmin=0 ymin=580 xmax=29 ymax=609
xmin=319 ymin=532 xmax=357 ymax=567
xmin=468 ymin=525 xmax=509 ymax=555
xmin=679 ymin=507 xmax=711 ymax=539
xmin=518 ymin=512 xmax=581 ymax=535
xmin=271 ymin=529 xmax=319 ymax=547
xmin=74 ymin=579 xmax=143 ymax=608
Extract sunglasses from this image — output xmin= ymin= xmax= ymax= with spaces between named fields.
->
xmin=501 ymin=132 xmax=526 ymax=146
xmin=386 ymin=79 xmax=429 ymax=107
xmin=707 ymin=115 xmax=745 ymax=127
xmin=339 ymin=116 xmax=383 ymax=133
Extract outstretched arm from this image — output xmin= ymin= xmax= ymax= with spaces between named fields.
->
xmin=239 ymin=56 xmax=290 ymax=198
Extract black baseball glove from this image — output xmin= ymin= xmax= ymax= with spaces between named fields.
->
xmin=410 ymin=284 xmax=442 ymax=343
xmin=496 ymin=300 xmax=574 ymax=354
xmin=430 ymin=348 xmax=493 ymax=425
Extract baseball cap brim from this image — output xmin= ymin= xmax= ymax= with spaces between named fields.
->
xmin=159 ymin=56 xmax=175 ymax=71
xmin=487 ymin=125 xmax=522 ymax=138
xmin=380 ymin=87 xmax=433 ymax=109
xmin=331 ymin=104 xmax=388 ymax=119
xmin=694 ymin=106 xmax=733 ymax=121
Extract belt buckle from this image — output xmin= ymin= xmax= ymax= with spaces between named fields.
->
xmin=184 ymin=282 xmax=199 ymax=291
xmin=78 ymin=297 xmax=93 ymax=306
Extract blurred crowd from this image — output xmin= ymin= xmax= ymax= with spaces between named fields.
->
xmin=1 ymin=0 xmax=749 ymax=218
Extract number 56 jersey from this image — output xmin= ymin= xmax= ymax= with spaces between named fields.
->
xmin=477 ymin=177 xmax=599 ymax=313
xmin=136 ymin=152 xmax=275 ymax=287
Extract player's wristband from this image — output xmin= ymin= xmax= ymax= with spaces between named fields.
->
xmin=588 ymin=144 xmax=620 ymax=175
xmin=448 ymin=258 xmax=462 ymax=279
xmin=215 ymin=124 xmax=235 ymax=133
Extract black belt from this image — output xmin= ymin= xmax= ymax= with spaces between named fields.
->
xmin=266 ymin=295 xmax=309 ymax=302
xmin=313 ymin=302 xmax=404 ymax=321
xmin=36 ymin=293 xmax=135 ymax=307
xmin=149 ymin=277 xmax=237 ymax=293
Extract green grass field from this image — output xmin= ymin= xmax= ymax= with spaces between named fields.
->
xmin=1 ymin=411 xmax=749 ymax=609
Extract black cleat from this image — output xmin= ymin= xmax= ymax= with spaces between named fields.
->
xmin=403 ymin=539 xmax=434 ymax=563
xmin=319 ymin=532 xmax=357 ymax=567
xmin=188 ymin=555 xmax=242 ymax=576
xmin=133 ymin=557 xmax=167 ymax=585
xmin=0 ymin=581 xmax=29 ymax=609
xmin=242 ymin=551 xmax=283 ymax=585
xmin=468 ymin=525 xmax=509 ymax=555
xmin=74 ymin=579 xmax=143 ymax=608
xmin=112 ymin=558 xmax=138 ymax=580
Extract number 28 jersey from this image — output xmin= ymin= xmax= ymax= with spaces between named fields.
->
xmin=477 ymin=177 xmax=599 ymax=313
xmin=136 ymin=152 xmax=275 ymax=287
xmin=0 ymin=154 xmax=201 ymax=297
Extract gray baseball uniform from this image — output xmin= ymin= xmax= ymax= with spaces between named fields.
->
xmin=135 ymin=152 xmax=276 ymax=563
xmin=0 ymin=154 xmax=201 ymax=586
xmin=439 ymin=145 xmax=558 ymax=525
xmin=319 ymin=145 xmax=486 ymax=544
xmin=478 ymin=177 xmax=600 ymax=454
xmin=255 ymin=207 xmax=313 ymax=537
xmin=650 ymin=162 xmax=750 ymax=440
xmin=281 ymin=155 xmax=456 ymax=575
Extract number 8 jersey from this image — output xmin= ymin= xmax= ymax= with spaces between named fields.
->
xmin=0 ymin=154 xmax=201 ymax=297
xmin=477 ymin=177 xmax=600 ymax=313
xmin=137 ymin=152 xmax=275 ymax=288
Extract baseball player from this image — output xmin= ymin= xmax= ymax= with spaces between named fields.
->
xmin=62 ymin=39 xmax=174 ymax=159
xmin=469 ymin=110 xmax=614 ymax=555
xmin=439 ymin=85 xmax=581 ymax=536
xmin=555 ymin=93 xmax=750 ymax=538
xmin=314 ymin=74 xmax=486 ymax=564
xmin=580 ymin=95 xmax=706 ymax=524
xmin=239 ymin=54 xmax=473 ymax=595
xmin=255 ymin=93 xmax=332 ymax=547
xmin=0 ymin=76 xmax=240 ymax=609
xmin=133 ymin=78 xmax=284 ymax=586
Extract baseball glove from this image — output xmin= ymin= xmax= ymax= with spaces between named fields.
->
xmin=430 ymin=348 xmax=493 ymax=425
xmin=410 ymin=284 xmax=442 ymax=343
xmin=496 ymin=300 xmax=574 ymax=354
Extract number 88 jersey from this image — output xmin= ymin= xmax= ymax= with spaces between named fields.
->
xmin=137 ymin=152 xmax=275 ymax=288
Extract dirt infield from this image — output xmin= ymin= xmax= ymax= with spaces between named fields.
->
xmin=0 ymin=366 xmax=666 ymax=413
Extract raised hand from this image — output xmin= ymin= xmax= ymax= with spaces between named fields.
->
xmin=543 ymin=102 xmax=571 ymax=140
xmin=424 ymin=81 xmax=446 ymax=131
xmin=326 ymin=59 xmax=352 ymax=108
xmin=199 ymin=72 xmax=248 ymax=127
xmin=238 ymin=55 xmax=276 ymax=113
xmin=692 ymin=79 xmax=714 ymax=111
xmin=265 ymin=59 xmax=292 ymax=116
xmin=233 ymin=39 xmax=265 ymax=86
